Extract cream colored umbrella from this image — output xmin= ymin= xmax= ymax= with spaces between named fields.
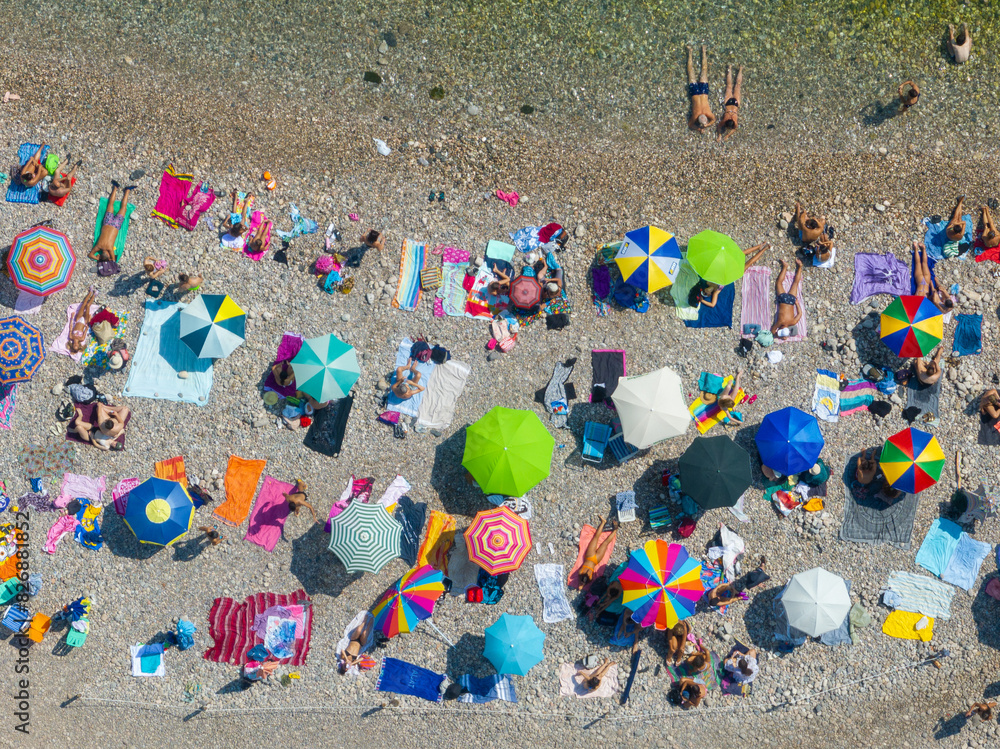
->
xmin=781 ymin=567 xmax=851 ymax=637
xmin=611 ymin=367 xmax=690 ymax=449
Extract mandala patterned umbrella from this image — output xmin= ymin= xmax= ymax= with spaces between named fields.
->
xmin=880 ymin=295 xmax=943 ymax=357
xmin=6 ymin=226 xmax=76 ymax=296
xmin=291 ymin=333 xmax=360 ymax=403
xmin=619 ymin=539 xmax=704 ymax=631
xmin=464 ymin=505 xmax=532 ymax=575
xmin=880 ymin=427 xmax=945 ymax=493
xmin=328 ymin=501 xmax=402 ymax=574
xmin=179 ymin=294 xmax=246 ymax=359
xmin=686 ymin=230 xmax=745 ymax=285
xmin=122 ymin=478 xmax=195 ymax=546
xmin=0 ymin=316 xmax=45 ymax=386
xmin=615 ymin=225 xmax=682 ymax=293
xmin=370 ymin=564 xmax=445 ymax=638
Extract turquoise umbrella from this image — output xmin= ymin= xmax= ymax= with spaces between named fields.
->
xmin=484 ymin=613 xmax=545 ymax=675
xmin=291 ymin=334 xmax=360 ymax=402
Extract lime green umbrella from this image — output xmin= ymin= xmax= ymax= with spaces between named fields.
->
xmin=463 ymin=407 xmax=555 ymax=496
xmin=686 ymin=230 xmax=745 ymax=285
xmin=290 ymin=334 xmax=360 ymax=403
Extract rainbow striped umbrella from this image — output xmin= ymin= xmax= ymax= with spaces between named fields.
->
xmin=619 ymin=539 xmax=704 ymax=631
xmin=880 ymin=295 xmax=943 ymax=357
xmin=370 ymin=564 xmax=445 ymax=638
xmin=464 ymin=505 xmax=532 ymax=575
xmin=6 ymin=226 xmax=76 ymax=296
xmin=615 ymin=226 xmax=682 ymax=293
xmin=880 ymin=427 xmax=945 ymax=494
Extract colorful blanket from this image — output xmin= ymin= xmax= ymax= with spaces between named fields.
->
xmin=436 ymin=247 xmax=471 ymax=317
xmin=812 ymin=368 xmax=841 ymax=423
xmin=5 ymin=144 xmax=49 ymax=204
xmin=840 ymin=379 xmax=876 ymax=415
xmin=0 ymin=384 xmax=16 ymax=430
xmin=17 ymin=442 xmax=77 ymax=479
xmin=82 ymin=308 xmax=130 ymax=368
xmin=93 ymin=198 xmax=135 ymax=262
xmin=214 ymin=456 xmax=267 ymax=527
xmin=739 ymin=265 xmax=772 ymax=336
xmin=154 ymin=456 xmax=188 ymax=487
xmin=840 ymin=455 xmax=918 ymax=550
xmin=922 ymin=215 xmax=973 ymax=260
xmin=688 ymin=374 xmax=745 ymax=434
xmin=416 ymin=510 xmax=455 ymax=574
xmin=392 ymin=238 xmax=426 ymax=311
xmin=151 ymin=165 xmax=195 ymax=228
xmin=244 ymin=477 xmax=293 ymax=552
xmin=204 ymin=589 xmax=312 ymax=665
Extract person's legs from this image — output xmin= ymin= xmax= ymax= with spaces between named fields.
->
xmin=734 ymin=65 xmax=743 ymax=102
xmin=116 ymin=187 xmax=132 ymax=215
xmin=743 ymin=243 xmax=768 ymax=269
xmin=591 ymin=521 xmax=618 ymax=559
xmin=723 ymin=65 xmax=733 ymax=102
xmin=107 ymin=184 xmax=119 ymax=208
xmin=583 ymin=517 xmax=606 ymax=559
xmin=788 ymin=259 xmax=804 ymax=297
xmin=947 ymin=196 xmax=966 ymax=239
xmin=699 ymin=45 xmax=708 ymax=83
xmin=774 ymin=260 xmax=788 ymax=298
xmin=686 ymin=45 xmax=696 ymax=85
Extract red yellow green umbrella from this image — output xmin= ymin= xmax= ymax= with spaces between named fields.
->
xmin=880 ymin=295 xmax=943 ymax=357
xmin=879 ymin=427 xmax=945 ymax=493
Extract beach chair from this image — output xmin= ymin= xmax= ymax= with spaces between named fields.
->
xmin=26 ymin=613 xmax=51 ymax=643
xmin=65 ymin=624 xmax=88 ymax=648
xmin=608 ymin=432 xmax=640 ymax=464
xmin=1 ymin=604 xmax=31 ymax=634
xmin=616 ymin=491 xmax=637 ymax=523
xmin=581 ymin=422 xmax=613 ymax=464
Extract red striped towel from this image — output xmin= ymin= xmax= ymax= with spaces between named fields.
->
xmin=739 ymin=266 xmax=772 ymax=339
xmin=203 ymin=589 xmax=312 ymax=665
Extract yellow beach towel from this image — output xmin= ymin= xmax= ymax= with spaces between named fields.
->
xmin=882 ymin=610 xmax=933 ymax=641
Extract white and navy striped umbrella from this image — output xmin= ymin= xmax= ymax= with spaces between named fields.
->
xmin=328 ymin=501 xmax=402 ymax=574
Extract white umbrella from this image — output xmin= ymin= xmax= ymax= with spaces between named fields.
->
xmin=611 ymin=367 xmax=690 ymax=449
xmin=781 ymin=567 xmax=851 ymax=637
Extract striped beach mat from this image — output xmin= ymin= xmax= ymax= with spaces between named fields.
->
xmin=739 ymin=265 xmax=772 ymax=338
xmin=392 ymin=238 xmax=427 ymax=311
xmin=203 ymin=589 xmax=312 ymax=665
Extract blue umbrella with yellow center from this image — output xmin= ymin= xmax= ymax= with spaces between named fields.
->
xmin=614 ymin=226 xmax=682 ymax=293
xmin=122 ymin=478 xmax=195 ymax=546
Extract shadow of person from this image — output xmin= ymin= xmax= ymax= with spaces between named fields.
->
xmin=933 ymin=712 xmax=968 ymax=740
xmin=172 ymin=535 xmax=208 ymax=562
xmin=107 ymin=271 xmax=148 ymax=298
xmin=289 ymin=521 xmax=361 ymax=596
xmin=971 ymin=574 xmax=1000 ymax=651
xmin=860 ymin=99 xmax=900 ymax=128
xmin=216 ymin=677 xmax=252 ymax=696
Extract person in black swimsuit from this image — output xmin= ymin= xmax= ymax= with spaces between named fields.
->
xmin=718 ymin=64 xmax=743 ymax=141
xmin=770 ymin=258 xmax=803 ymax=337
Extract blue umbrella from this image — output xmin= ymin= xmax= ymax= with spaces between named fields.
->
xmin=755 ymin=407 xmax=824 ymax=475
xmin=484 ymin=613 xmax=545 ymax=675
xmin=122 ymin=478 xmax=194 ymax=546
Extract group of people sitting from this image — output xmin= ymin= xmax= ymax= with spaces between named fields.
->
xmin=666 ymin=616 xmax=761 ymax=709
xmin=488 ymin=251 xmax=565 ymax=310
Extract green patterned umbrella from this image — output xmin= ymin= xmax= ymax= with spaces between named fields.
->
xmin=328 ymin=501 xmax=402 ymax=573
xmin=291 ymin=334 xmax=360 ymax=403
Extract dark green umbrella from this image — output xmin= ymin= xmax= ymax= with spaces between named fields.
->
xmin=678 ymin=436 xmax=752 ymax=510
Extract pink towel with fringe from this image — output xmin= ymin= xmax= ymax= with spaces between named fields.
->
xmin=244 ymin=477 xmax=293 ymax=552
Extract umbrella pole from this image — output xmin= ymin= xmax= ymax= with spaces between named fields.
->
xmin=425 ymin=618 xmax=455 ymax=647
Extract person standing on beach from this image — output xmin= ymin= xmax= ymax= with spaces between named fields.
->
xmin=686 ymin=45 xmax=715 ymax=133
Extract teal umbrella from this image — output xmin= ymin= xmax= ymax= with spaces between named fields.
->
xmin=291 ymin=334 xmax=360 ymax=402
xmin=484 ymin=613 xmax=545 ymax=675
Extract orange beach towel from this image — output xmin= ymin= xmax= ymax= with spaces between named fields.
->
xmin=567 ymin=524 xmax=616 ymax=589
xmin=214 ymin=456 xmax=267 ymax=526
xmin=417 ymin=510 xmax=456 ymax=574
xmin=155 ymin=456 xmax=188 ymax=488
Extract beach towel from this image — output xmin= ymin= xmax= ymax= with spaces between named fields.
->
xmin=812 ymin=368 xmax=841 ymax=423
xmin=485 ymin=240 xmax=516 ymax=263
xmin=239 ymin=211 xmax=272 ymax=260
xmin=665 ymin=649 xmax=721 ymax=691
xmin=387 ymin=338 xmax=436 ymax=417
xmin=567 ymin=524 xmax=616 ymax=589
xmin=446 ymin=533 xmax=480 ymax=595
xmin=392 ymin=239 xmax=427 ymax=311
xmin=684 ymin=283 xmax=735 ymax=329
xmin=850 ymin=252 xmax=911 ymax=304
xmin=66 ymin=403 xmax=131 ymax=450
xmin=244 ymin=477 xmax=293 ymax=552
xmin=882 ymin=610 xmax=933 ymax=641
xmin=909 ymin=250 xmax=939 ymax=296
xmin=772 ymin=585 xmax=809 ymax=647
xmin=740 ymin=266 xmax=772 ymax=337
xmin=50 ymin=303 xmax=99 ymax=362
xmin=905 ymin=379 xmax=941 ymax=426
xmin=335 ymin=611 xmax=374 ymax=675
xmin=688 ymin=375 xmax=746 ymax=434
xmin=436 ymin=247 xmax=471 ymax=316
xmin=559 ymin=662 xmax=620 ymax=699
xmin=376 ymin=658 xmax=444 ymax=702
xmin=204 ymin=589 xmax=312 ymax=665
xmin=14 ymin=291 xmax=44 ymax=316
xmin=131 ymin=644 xmax=165 ymax=677
xmin=591 ymin=350 xmax=626 ymax=402
xmin=55 ymin=472 xmax=105 ymax=509
xmin=840 ymin=456 xmax=918 ymax=549
xmin=979 ymin=416 xmax=1000 ymax=446
xmin=123 ymin=300 xmax=214 ymax=406
xmin=955 ymin=483 xmax=998 ymax=526
xmin=885 ymin=571 xmax=955 ymax=620
xmin=5 ymin=144 xmax=49 ymax=204
xmin=416 ymin=359 xmax=470 ymax=431
xmin=112 ymin=477 xmax=140 ymax=516
xmin=535 ymin=564 xmax=573 ymax=623
xmin=93 ymin=198 xmax=135 ymax=262
xmin=154 ymin=456 xmax=188 ymax=488
xmin=417 ymin=510 xmax=456 ymax=574
xmin=849 ymin=603 xmax=871 ymax=645
xmin=609 ymin=611 xmax=639 ymax=648
xmin=151 ymin=165 xmax=195 ymax=228
xmin=840 ymin=379 xmax=876 ymax=416
xmin=264 ymin=333 xmax=304 ymax=398
xmin=669 ymin=259 xmax=702 ymax=321
xmin=302 ymin=394 xmax=352 ymax=458
xmin=818 ymin=581 xmax=853 ymax=647
xmin=953 ymin=314 xmax=982 ymax=356
xmin=395 ymin=497 xmax=427 ymax=567
xmin=81 ymin=309 xmax=129 ymax=369
xmin=457 ymin=674 xmax=517 ymax=704
xmin=542 ymin=360 xmax=575 ymax=428
xmin=915 ymin=519 xmax=964 ymax=577
xmin=941 ymin=533 xmax=991 ymax=591
xmin=17 ymin=442 xmax=77 ymax=480
xmin=214 ymin=456 xmax=267 ymax=527
xmin=923 ymin=215 xmax=973 ymax=260
xmin=375 ymin=476 xmax=411 ymax=514
xmin=0 ymin=384 xmax=16 ymax=430
xmin=323 ymin=476 xmax=372 ymax=531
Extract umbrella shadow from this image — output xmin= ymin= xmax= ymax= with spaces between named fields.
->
xmin=289 ymin=522 xmax=362 ymax=597
xmin=430 ymin=428 xmax=481 ymax=516
xmin=444 ymin=632 xmax=489 ymax=678
xmin=971 ymin=575 xmax=1000 ymax=651
xmin=742 ymin=586 xmax=781 ymax=651
xmin=156 ymin=306 xmax=212 ymax=374
xmin=102 ymin=510 xmax=161 ymax=560
xmin=851 ymin=314 xmax=904 ymax=371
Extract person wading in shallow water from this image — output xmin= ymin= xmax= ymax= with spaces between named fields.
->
xmin=686 ymin=45 xmax=716 ymax=134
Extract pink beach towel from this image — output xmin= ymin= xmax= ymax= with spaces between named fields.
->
xmin=112 ymin=477 xmax=141 ymax=516
xmin=45 ymin=515 xmax=78 ymax=554
xmin=244 ymin=477 xmax=294 ymax=552
xmin=243 ymin=211 xmax=270 ymax=261
xmin=740 ymin=266 xmax=772 ymax=339
xmin=50 ymin=304 xmax=99 ymax=362
xmin=56 ymin=472 xmax=106 ymax=509
xmin=151 ymin=166 xmax=194 ymax=227
xmin=773 ymin=268 xmax=807 ymax=343
xmin=567 ymin=524 xmax=616 ymax=589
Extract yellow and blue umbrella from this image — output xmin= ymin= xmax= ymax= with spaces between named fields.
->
xmin=6 ymin=226 xmax=76 ymax=297
xmin=0 ymin=316 xmax=45 ymax=386
xmin=122 ymin=478 xmax=194 ymax=546
xmin=179 ymin=294 xmax=246 ymax=359
xmin=615 ymin=226 xmax=681 ymax=293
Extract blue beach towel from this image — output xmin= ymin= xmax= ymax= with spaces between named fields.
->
xmin=922 ymin=216 xmax=973 ymax=260
xmin=684 ymin=283 xmax=734 ymax=329
xmin=5 ymin=144 xmax=50 ymax=205
xmin=941 ymin=534 xmax=991 ymax=591
xmin=819 ymin=581 xmax=853 ymax=647
xmin=123 ymin=300 xmax=214 ymax=406
xmin=376 ymin=658 xmax=444 ymax=702
xmin=910 ymin=251 xmax=938 ymax=295
xmin=915 ymin=519 xmax=963 ymax=577
xmin=952 ymin=314 xmax=982 ymax=356
xmin=386 ymin=337 xmax=436 ymax=417
xmin=456 ymin=674 xmax=517 ymax=704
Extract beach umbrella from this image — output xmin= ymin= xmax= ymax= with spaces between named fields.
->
xmin=484 ymin=613 xmax=545 ymax=675
xmin=611 ymin=367 xmax=690 ymax=449
xmin=755 ymin=407 xmax=824 ymax=475
xmin=179 ymin=293 xmax=246 ymax=359
xmin=781 ymin=567 xmax=851 ymax=637
xmin=880 ymin=427 xmax=945 ymax=493
xmin=0 ymin=316 xmax=45 ymax=386
xmin=686 ymin=230 xmax=744 ymax=285
xmin=464 ymin=506 xmax=533 ymax=575
xmin=678 ymin=435 xmax=753 ymax=510
xmin=291 ymin=333 xmax=360 ymax=403
xmin=509 ymin=274 xmax=542 ymax=311
xmin=328 ymin=501 xmax=402 ymax=573
xmin=462 ymin=407 xmax=554 ymax=496
xmin=880 ymin=295 xmax=943 ymax=357
xmin=122 ymin=478 xmax=194 ymax=546
xmin=615 ymin=225 xmax=682 ymax=293
xmin=370 ymin=564 xmax=445 ymax=638
xmin=619 ymin=539 xmax=704 ymax=631
xmin=6 ymin=225 xmax=76 ymax=297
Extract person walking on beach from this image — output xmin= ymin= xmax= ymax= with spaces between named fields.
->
xmin=965 ymin=700 xmax=996 ymax=721
xmin=686 ymin=45 xmax=715 ymax=133
xmin=898 ymin=81 xmax=920 ymax=112
xmin=717 ymin=64 xmax=743 ymax=141
xmin=769 ymin=259 xmax=803 ymax=338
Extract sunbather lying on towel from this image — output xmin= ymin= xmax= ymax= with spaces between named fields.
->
xmin=343 ymin=616 xmax=374 ymax=667
xmin=946 ymin=195 xmax=966 ymax=242
xmin=392 ymin=359 xmax=426 ymax=400
xmin=283 ymin=480 xmax=319 ymax=523
xmin=912 ymin=241 xmax=955 ymax=314
xmin=587 ymin=578 xmax=623 ymax=622
xmin=19 ymin=144 xmax=48 ymax=187
xmin=89 ymin=182 xmax=135 ymax=262
xmin=68 ymin=287 xmax=98 ymax=354
xmin=245 ymin=216 xmax=273 ymax=256
xmin=574 ymin=516 xmax=618 ymax=588
xmin=225 ymin=190 xmax=253 ymax=237
xmin=981 ymin=205 xmax=1000 ymax=249
xmin=770 ymin=259 xmax=803 ymax=337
